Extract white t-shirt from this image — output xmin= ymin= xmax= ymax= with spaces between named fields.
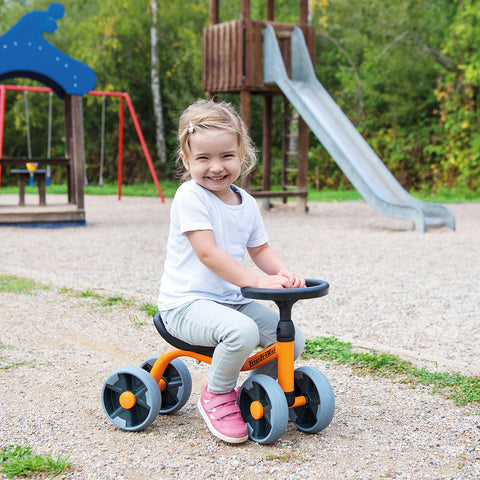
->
xmin=157 ymin=180 xmax=269 ymax=310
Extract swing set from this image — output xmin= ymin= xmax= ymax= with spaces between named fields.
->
xmin=0 ymin=84 xmax=165 ymax=202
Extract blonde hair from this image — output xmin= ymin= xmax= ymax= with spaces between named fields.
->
xmin=176 ymin=99 xmax=257 ymax=183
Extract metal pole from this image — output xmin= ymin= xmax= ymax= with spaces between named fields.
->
xmin=124 ymin=93 xmax=164 ymax=202
xmin=99 ymin=95 xmax=105 ymax=186
xmin=24 ymin=91 xmax=32 ymax=159
xmin=117 ymin=96 xmax=124 ymax=200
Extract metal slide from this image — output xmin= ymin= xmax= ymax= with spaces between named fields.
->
xmin=263 ymin=25 xmax=455 ymax=231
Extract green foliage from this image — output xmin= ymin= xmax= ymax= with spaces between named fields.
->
xmin=304 ymin=337 xmax=480 ymax=406
xmin=309 ymin=0 xmax=475 ymax=190
xmin=431 ymin=0 xmax=480 ymax=190
xmin=0 ymin=445 xmax=72 ymax=478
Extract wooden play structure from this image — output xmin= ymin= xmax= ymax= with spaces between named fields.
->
xmin=0 ymin=3 xmax=164 ymax=225
xmin=0 ymin=90 xmax=88 ymax=226
xmin=0 ymin=3 xmax=96 ymax=225
xmin=203 ymin=0 xmax=315 ymax=210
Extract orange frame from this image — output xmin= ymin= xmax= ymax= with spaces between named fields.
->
xmin=148 ymin=340 xmax=307 ymax=410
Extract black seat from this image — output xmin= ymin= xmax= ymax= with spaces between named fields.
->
xmin=153 ymin=311 xmax=215 ymax=357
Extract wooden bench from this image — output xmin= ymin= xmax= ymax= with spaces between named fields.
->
xmin=0 ymin=157 xmax=72 ymax=204
xmin=11 ymin=169 xmax=47 ymax=206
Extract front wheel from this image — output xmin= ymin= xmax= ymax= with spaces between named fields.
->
xmin=101 ymin=366 xmax=161 ymax=431
xmin=238 ymin=374 xmax=289 ymax=444
xmin=289 ymin=366 xmax=335 ymax=433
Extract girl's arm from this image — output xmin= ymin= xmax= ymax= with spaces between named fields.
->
xmin=185 ymin=230 xmax=294 ymax=289
xmin=247 ymin=243 xmax=305 ymax=288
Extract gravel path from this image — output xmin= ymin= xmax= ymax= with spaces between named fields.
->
xmin=0 ymin=193 xmax=479 ymax=479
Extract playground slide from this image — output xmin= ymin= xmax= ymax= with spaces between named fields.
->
xmin=263 ymin=25 xmax=455 ymax=231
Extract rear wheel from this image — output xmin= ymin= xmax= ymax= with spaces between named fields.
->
xmin=289 ymin=366 xmax=335 ymax=433
xmin=141 ymin=355 xmax=192 ymax=414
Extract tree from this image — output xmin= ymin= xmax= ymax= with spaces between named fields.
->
xmin=150 ymin=0 xmax=167 ymax=164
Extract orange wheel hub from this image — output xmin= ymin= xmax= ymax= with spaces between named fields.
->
xmin=250 ymin=400 xmax=264 ymax=420
xmin=119 ymin=390 xmax=136 ymax=409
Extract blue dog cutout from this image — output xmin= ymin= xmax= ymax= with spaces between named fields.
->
xmin=0 ymin=2 xmax=96 ymax=97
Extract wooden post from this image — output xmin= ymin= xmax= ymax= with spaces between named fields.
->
xmin=298 ymin=0 xmax=310 ymax=212
xmin=263 ymin=95 xmax=273 ymax=192
xmin=64 ymin=95 xmax=75 ymax=204
xmin=209 ymin=0 xmax=218 ymax=25
xmin=240 ymin=90 xmax=251 ymax=132
xmin=0 ymin=85 xmax=5 ymax=191
xmin=241 ymin=0 xmax=250 ymax=19
xmin=297 ymin=118 xmax=308 ymax=212
xmin=300 ymin=0 xmax=308 ymax=24
xmin=266 ymin=0 xmax=274 ymax=21
xmin=65 ymin=94 xmax=86 ymax=210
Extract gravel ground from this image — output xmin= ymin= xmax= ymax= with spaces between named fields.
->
xmin=0 ymin=193 xmax=479 ymax=479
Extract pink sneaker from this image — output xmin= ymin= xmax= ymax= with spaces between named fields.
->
xmin=198 ymin=386 xmax=248 ymax=444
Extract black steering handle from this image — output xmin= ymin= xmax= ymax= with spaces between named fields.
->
xmin=241 ymin=279 xmax=329 ymax=303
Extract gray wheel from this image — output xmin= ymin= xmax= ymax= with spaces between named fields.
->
xmin=289 ymin=366 xmax=335 ymax=433
xmin=101 ymin=366 xmax=161 ymax=431
xmin=238 ymin=374 xmax=289 ymax=444
xmin=140 ymin=355 xmax=192 ymax=414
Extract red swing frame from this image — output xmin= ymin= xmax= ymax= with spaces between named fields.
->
xmin=0 ymin=84 xmax=164 ymax=202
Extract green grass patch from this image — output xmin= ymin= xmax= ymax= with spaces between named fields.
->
xmin=77 ymin=289 xmax=102 ymax=300
xmin=140 ymin=302 xmax=158 ymax=318
xmin=0 ymin=180 xmax=179 ymax=198
xmin=0 ymin=274 xmax=47 ymax=295
xmin=304 ymin=337 xmax=480 ymax=406
xmin=2 ymin=181 xmax=478 ymax=203
xmin=0 ymin=342 xmax=34 ymax=371
xmin=0 ymin=445 xmax=72 ymax=478
xmin=102 ymin=295 xmax=134 ymax=307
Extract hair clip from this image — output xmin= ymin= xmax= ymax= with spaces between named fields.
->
xmin=188 ymin=121 xmax=195 ymax=134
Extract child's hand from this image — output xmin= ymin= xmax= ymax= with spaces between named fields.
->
xmin=277 ymin=268 xmax=306 ymax=289
xmin=257 ymin=275 xmax=291 ymax=289
xmin=256 ymin=270 xmax=306 ymax=289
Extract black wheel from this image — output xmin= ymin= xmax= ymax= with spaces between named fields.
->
xmin=140 ymin=355 xmax=192 ymax=414
xmin=101 ymin=366 xmax=161 ymax=431
xmin=238 ymin=374 xmax=288 ymax=444
xmin=289 ymin=366 xmax=335 ymax=433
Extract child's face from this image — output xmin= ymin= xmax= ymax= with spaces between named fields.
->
xmin=181 ymin=128 xmax=243 ymax=202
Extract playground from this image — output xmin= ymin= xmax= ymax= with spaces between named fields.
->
xmin=0 ymin=1 xmax=479 ymax=477
xmin=0 ymin=194 xmax=479 ymax=478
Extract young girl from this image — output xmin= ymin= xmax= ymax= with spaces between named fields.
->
xmin=158 ymin=99 xmax=305 ymax=444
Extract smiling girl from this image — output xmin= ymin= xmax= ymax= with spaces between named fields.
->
xmin=157 ymin=99 xmax=305 ymax=444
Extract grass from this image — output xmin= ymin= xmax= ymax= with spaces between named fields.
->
xmin=0 ymin=274 xmax=47 ymax=295
xmin=140 ymin=301 xmax=159 ymax=317
xmin=303 ymin=336 xmax=480 ymax=406
xmin=1 ymin=181 xmax=478 ymax=203
xmin=0 ymin=445 xmax=72 ymax=479
xmin=0 ymin=341 xmax=34 ymax=370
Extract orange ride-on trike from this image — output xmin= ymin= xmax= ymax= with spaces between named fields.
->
xmin=101 ymin=279 xmax=335 ymax=444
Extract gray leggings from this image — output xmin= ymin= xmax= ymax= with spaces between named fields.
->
xmin=160 ymin=299 xmax=305 ymax=394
